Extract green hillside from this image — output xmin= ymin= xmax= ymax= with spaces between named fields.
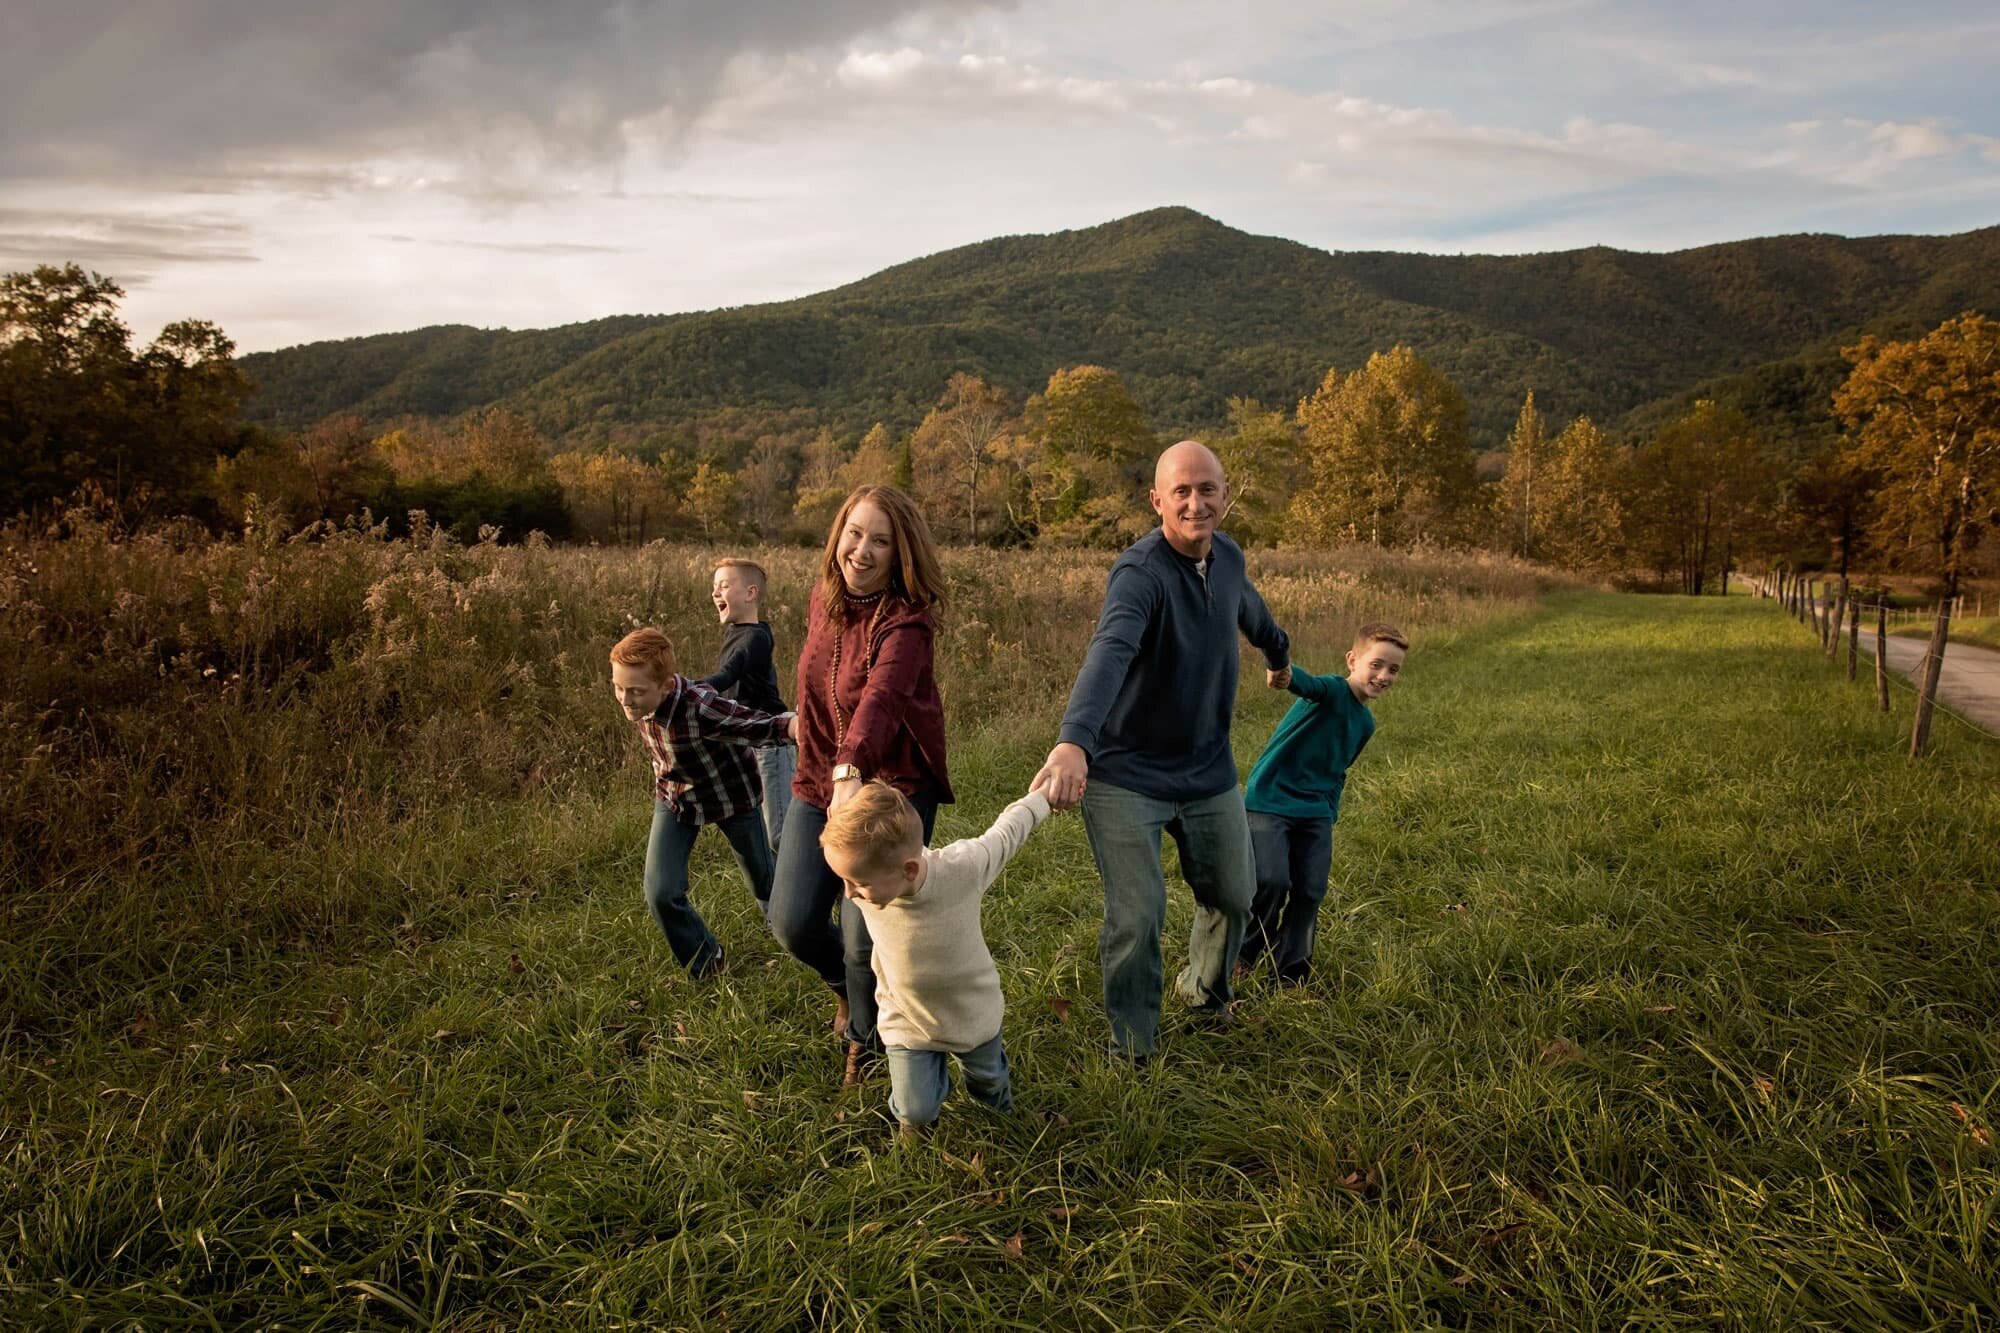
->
xmin=237 ymin=207 xmax=2000 ymax=445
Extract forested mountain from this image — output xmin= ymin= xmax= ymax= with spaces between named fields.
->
xmin=237 ymin=207 xmax=2000 ymax=446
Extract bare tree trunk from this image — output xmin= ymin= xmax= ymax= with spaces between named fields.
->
xmin=1909 ymin=600 xmax=1952 ymax=760
xmin=1875 ymin=603 xmax=1890 ymax=711
xmin=1826 ymin=580 xmax=1847 ymax=658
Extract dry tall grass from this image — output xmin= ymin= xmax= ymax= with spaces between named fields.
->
xmin=1 ymin=512 xmax=1559 ymax=1034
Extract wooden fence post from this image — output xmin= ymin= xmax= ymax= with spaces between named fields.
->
xmin=1847 ymin=597 xmax=1859 ymax=681
xmin=1826 ymin=581 xmax=1848 ymax=659
xmin=1909 ymin=599 xmax=1953 ymax=760
xmin=1875 ymin=603 xmax=1890 ymax=712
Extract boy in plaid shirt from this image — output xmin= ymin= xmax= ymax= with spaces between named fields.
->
xmin=611 ymin=628 xmax=797 ymax=977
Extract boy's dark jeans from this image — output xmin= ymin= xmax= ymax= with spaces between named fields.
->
xmin=1240 ymin=811 xmax=1333 ymax=983
xmin=768 ymin=794 xmax=938 ymax=1047
xmin=642 ymin=801 xmax=774 ymax=975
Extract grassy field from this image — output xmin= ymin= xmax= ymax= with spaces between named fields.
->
xmin=5 ymin=536 xmax=2000 ymax=1327
xmin=1892 ymin=616 xmax=2000 ymax=654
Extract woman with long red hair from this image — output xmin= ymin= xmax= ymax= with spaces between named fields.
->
xmin=768 ymin=485 xmax=953 ymax=1083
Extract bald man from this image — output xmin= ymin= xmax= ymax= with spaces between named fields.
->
xmin=1034 ymin=441 xmax=1291 ymax=1059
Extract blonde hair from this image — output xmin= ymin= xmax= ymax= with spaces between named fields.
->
xmin=714 ymin=557 xmax=767 ymax=596
xmin=819 ymin=780 xmax=924 ymax=871
xmin=610 ymin=627 xmax=677 ymax=681
xmin=816 ymin=485 xmax=945 ymax=629
xmin=1353 ymin=622 xmax=1409 ymax=653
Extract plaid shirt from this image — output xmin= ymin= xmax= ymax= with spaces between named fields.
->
xmin=637 ymin=676 xmax=794 ymax=825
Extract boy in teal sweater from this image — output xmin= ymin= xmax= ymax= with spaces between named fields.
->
xmin=1238 ymin=622 xmax=1408 ymax=985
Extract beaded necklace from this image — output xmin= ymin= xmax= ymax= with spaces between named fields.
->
xmin=828 ymin=589 xmax=889 ymax=746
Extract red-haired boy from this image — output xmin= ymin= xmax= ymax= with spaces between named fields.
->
xmin=611 ymin=627 xmax=796 ymax=977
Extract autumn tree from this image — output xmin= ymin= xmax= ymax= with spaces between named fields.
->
xmin=1495 ymin=391 xmax=1548 ymax=559
xmin=550 ymin=449 xmax=672 ymax=543
xmin=1210 ymin=397 xmax=1295 ymax=547
xmin=1623 ymin=400 xmax=1774 ymax=594
xmin=1531 ymin=416 xmax=1625 ymax=572
xmin=1289 ymin=346 xmax=1476 ymax=548
xmin=909 ymin=372 xmax=1011 ymax=543
xmin=842 ymin=423 xmax=899 ymax=492
xmin=685 ymin=460 xmax=738 ymax=543
xmin=1835 ymin=313 xmax=1999 ymax=604
xmin=1836 ymin=313 xmax=1999 ymax=757
xmin=736 ymin=433 xmax=798 ymax=539
xmin=1787 ymin=448 xmax=1879 ymax=584
xmin=1018 ymin=365 xmax=1156 ymax=546
xmin=791 ymin=425 xmax=851 ymax=539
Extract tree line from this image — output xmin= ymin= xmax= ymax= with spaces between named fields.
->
xmin=4 ymin=263 xmax=1994 ymax=603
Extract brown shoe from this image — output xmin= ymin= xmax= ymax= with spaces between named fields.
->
xmin=843 ymin=1040 xmax=877 ymax=1086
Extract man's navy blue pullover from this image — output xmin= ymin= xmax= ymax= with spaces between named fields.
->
xmin=1057 ymin=529 xmax=1289 ymax=802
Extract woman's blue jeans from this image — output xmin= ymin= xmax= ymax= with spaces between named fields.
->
xmin=767 ymin=793 xmax=938 ymax=1046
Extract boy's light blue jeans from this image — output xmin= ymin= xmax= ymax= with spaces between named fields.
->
xmin=887 ymin=1035 xmax=1013 ymax=1126
xmin=642 ymin=801 xmax=774 ymax=976
xmin=755 ymin=743 xmax=795 ymax=852
xmin=1080 ymin=778 xmax=1255 ymax=1057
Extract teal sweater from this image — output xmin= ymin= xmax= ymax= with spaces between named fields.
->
xmin=1243 ymin=670 xmax=1375 ymax=821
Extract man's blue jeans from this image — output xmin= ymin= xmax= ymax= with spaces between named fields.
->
xmin=642 ymin=801 xmax=774 ymax=975
xmin=768 ymin=794 xmax=938 ymax=1046
xmin=1081 ymin=778 xmax=1255 ymax=1057
xmin=755 ymin=744 xmax=795 ymax=853
xmin=886 ymin=1035 xmax=1012 ymax=1126
xmin=1241 ymin=811 xmax=1334 ymax=983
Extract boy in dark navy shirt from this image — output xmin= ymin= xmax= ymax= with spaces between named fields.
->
xmin=1238 ymin=623 xmax=1407 ymax=985
xmin=700 ymin=558 xmax=794 ymax=852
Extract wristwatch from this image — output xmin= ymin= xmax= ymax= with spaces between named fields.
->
xmin=830 ymin=763 xmax=863 ymax=784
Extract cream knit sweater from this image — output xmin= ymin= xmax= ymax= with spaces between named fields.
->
xmin=857 ymin=793 xmax=1050 ymax=1053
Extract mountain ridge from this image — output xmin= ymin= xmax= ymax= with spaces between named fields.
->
xmin=237 ymin=207 xmax=2000 ymax=446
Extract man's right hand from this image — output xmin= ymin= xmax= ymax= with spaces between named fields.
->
xmin=1033 ymin=742 xmax=1089 ymax=810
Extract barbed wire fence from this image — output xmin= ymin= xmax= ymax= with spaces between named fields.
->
xmin=1754 ymin=569 xmax=1997 ymax=752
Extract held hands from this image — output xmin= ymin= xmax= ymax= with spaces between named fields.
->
xmin=1032 ymin=742 xmax=1088 ymax=811
xmin=829 ymin=775 xmax=861 ymax=812
xmin=1266 ymin=665 xmax=1291 ymax=691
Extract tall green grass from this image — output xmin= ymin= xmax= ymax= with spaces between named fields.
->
xmin=5 ymin=580 xmax=1997 ymax=1327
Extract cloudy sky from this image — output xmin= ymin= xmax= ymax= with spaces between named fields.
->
xmin=6 ymin=0 xmax=1996 ymax=352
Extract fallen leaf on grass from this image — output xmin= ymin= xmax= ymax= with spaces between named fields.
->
xmin=1049 ymin=996 xmax=1072 ymax=1021
xmin=1643 ymin=1005 xmax=1677 ymax=1015
xmin=1450 ymin=1272 xmax=1475 ymax=1288
xmin=741 ymin=1091 xmax=759 ymax=1108
xmin=1752 ymin=1076 xmax=1775 ymax=1105
xmin=626 ymin=999 xmax=644 ymax=1012
xmin=1231 ymin=1254 xmax=1258 ymax=1277
xmin=432 ymin=1029 xmax=454 ymax=1041
xmin=508 ymin=952 xmax=525 ymax=975
xmin=1000 ymin=1232 xmax=1025 ymax=1261
xmin=970 ymin=1189 xmax=1007 ymax=1206
xmin=1048 ymin=1205 xmax=1078 ymax=1221
xmin=1337 ymin=1168 xmax=1378 ymax=1195
xmin=1539 ymin=1038 xmax=1583 ymax=1065
xmin=1952 ymin=1103 xmax=1992 ymax=1148
xmin=1444 ymin=903 xmax=1469 ymax=915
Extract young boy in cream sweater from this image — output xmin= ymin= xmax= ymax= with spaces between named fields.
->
xmin=819 ymin=777 xmax=1052 ymax=1129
